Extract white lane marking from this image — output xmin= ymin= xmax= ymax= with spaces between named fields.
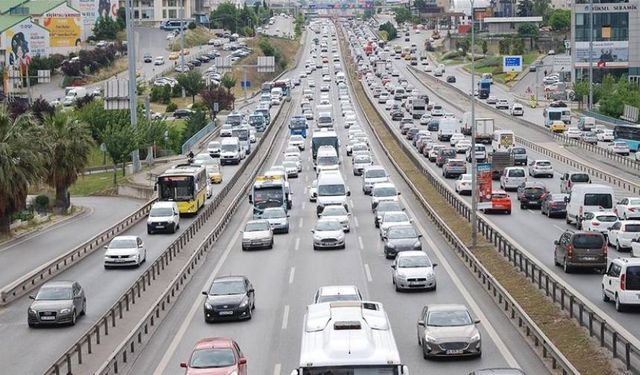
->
xmin=274 ymin=363 xmax=282 ymax=375
xmin=399 ymin=197 xmax=520 ymax=368
xmin=302 ymin=201 xmax=306 ymax=210
xmin=358 ymin=236 xmax=364 ymax=250
xmin=299 ymin=217 xmax=304 ymax=228
xmin=295 ymin=237 xmax=300 ymax=251
xmin=305 ymin=174 xmax=309 ymax=182
xmin=553 ymin=224 xmax=566 ymax=232
xmin=281 ymin=305 xmax=290 ymax=330
xmin=527 ymin=209 xmax=535 ymax=214
xmin=364 ymin=263 xmax=373 ymax=282
xmin=289 ymin=267 xmax=296 ymax=284
xmin=353 ymin=216 xmax=359 ymax=228
xmin=151 ymin=209 xmax=251 ymax=375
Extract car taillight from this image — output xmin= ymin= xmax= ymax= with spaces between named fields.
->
xmin=603 ymin=243 xmax=608 ymax=256
xmin=567 ymin=244 xmax=573 ymax=257
xmin=592 ymin=222 xmax=600 ymax=226
xmin=630 ymin=208 xmax=637 ymax=212
xmin=579 ymin=206 xmax=583 ymax=217
xmin=621 ymin=273 xmax=626 ymax=291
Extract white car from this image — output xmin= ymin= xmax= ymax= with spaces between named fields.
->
xmin=449 ymin=133 xmax=465 ymax=146
xmin=153 ymin=56 xmax=165 ymax=65
xmin=284 ymin=146 xmax=301 ymax=159
xmin=509 ymin=103 xmax=524 ymax=116
xmin=581 ymin=211 xmax=619 ymax=235
xmin=308 ymin=79 xmax=316 ymax=88
xmin=500 ymin=167 xmax=527 ymax=191
xmin=220 ymin=124 xmax=233 ymax=137
xmin=528 ymin=160 xmax=554 ymax=178
xmin=495 ymin=99 xmax=509 ymax=109
xmin=104 ymin=235 xmax=146 ymax=268
xmin=288 ymin=135 xmax=305 ymax=150
xmin=615 ymin=197 xmax=640 ymax=220
xmin=392 ymin=251 xmax=437 ymax=291
xmin=608 ymin=141 xmax=630 ymax=156
xmin=312 ymin=218 xmax=346 ymax=250
xmin=565 ymin=127 xmax=582 ymax=139
xmin=320 ymin=205 xmax=351 ymax=232
xmin=608 ymin=221 xmax=640 ymax=251
xmin=454 ymin=173 xmax=472 ymax=195
xmin=371 ymin=182 xmax=399 ymax=210
xmin=147 ymin=201 xmax=180 ymax=234
xmin=379 ymin=211 xmax=411 ymax=239
xmin=241 ymin=219 xmax=274 ymax=250
xmin=308 ymin=179 xmax=318 ymax=202
xmin=597 ymin=129 xmax=614 ymax=142
xmin=419 ymin=113 xmax=432 ymax=125
xmin=602 ymin=257 xmax=640 ymax=311
xmin=454 ymin=139 xmax=472 ymax=153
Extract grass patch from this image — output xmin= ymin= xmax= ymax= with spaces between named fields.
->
xmin=69 ymin=171 xmax=120 ymax=196
xmin=169 ymin=27 xmax=216 ymax=51
xmin=168 ymin=118 xmax=187 ymax=132
xmin=463 ymin=52 xmax=542 ymax=85
xmin=87 ymin=144 xmax=112 ymax=167
xmin=341 ymin=35 xmax=616 ymax=375
xmin=85 ymin=57 xmax=128 ymax=84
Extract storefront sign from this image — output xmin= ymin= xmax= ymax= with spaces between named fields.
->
xmin=575 ymin=41 xmax=628 ymax=67
xmin=42 ymin=4 xmax=82 ymax=48
xmin=477 ymin=163 xmax=492 ymax=209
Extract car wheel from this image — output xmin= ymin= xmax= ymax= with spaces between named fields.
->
xmin=71 ymin=310 xmax=77 ymax=326
xmin=269 ymin=240 xmax=274 ymax=249
xmin=616 ymin=241 xmax=622 ymax=252
xmin=602 ymin=287 xmax=610 ymax=302
xmin=615 ymin=294 xmax=625 ymax=312
xmin=422 ymin=342 xmax=429 ymax=359
xmin=242 ymin=246 xmax=247 ymax=251
xmin=563 ymin=258 xmax=571 ymax=273
xmin=147 ymin=229 xmax=153 ymax=235
xmin=520 ymin=204 xmax=525 ymax=209
xmin=247 ymin=307 xmax=252 ymax=320
xmin=554 ymin=251 xmax=560 ymax=266
xmin=313 ymin=245 xmax=318 ymax=250
xmin=506 ymin=210 xmax=511 ymax=214
xmin=81 ymin=300 xmax=87 ymax=316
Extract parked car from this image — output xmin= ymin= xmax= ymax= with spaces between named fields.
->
xmin=180 ymin=337 xmax=247 ymax=374
xmin=417 ymin=304 xmax=482 ymax=358
xmin=202 ymin=276 xmax=255 ymax=322
xmin=391 ymin=251 xmax=436 ymax=290
xmin=28 ymin=281 xmax=86 ymax=327
xmin=241 ymin=219 xmax=274 ymax=250
xmin=601 ymin=257 xmax=640 ymax=311
xmin=554 ymin=230 xmax=607 ymax=273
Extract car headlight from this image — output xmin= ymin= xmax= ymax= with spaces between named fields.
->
xmin=239 ymin=298 xmax=249 ymax=308
xmin=470 ymin=332 xmax=481 ymax=342
xmin=424 ymin=334 xmax=437 ymax=342
xmin=60 ymin=308 xmax=71 ymax=314
xmin=204 ymin=302 xmax=212 ymax=310
xmin=413 ymin=241 xmax=422 ymax=249
xmin=28 ymin=307 xmax=36 ymax=314
xmin=386 ymin=242 xmax=395 ymax=249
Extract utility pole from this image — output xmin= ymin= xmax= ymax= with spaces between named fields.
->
xmin=181 ymin=0 xmax=186 ymax=98
xmin=470 ymin=0 xmax=478 ymax=249
xmin=588 ymin=0 xmax=593 ymax=110
xmin=125 ymin=0 xmax=141 ymax=173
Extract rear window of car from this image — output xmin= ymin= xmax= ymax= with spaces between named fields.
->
xmin=595 ymin=215 xmax=617 ymax=222
xmin=625 ymin=266 xmax=640 ymax=291
xmin=524 ymin=188 xmax=544 ymax=194
xmin=572 ymin=234 xmax=604 ymax=249
xmin=536 ymin=161 xmax=551 ymax=166
xmin=448 ymin=161 xmax=465 ymax=166
xmin=508 ymin=169 xmax=525 ymax=177
xmin=570 ymin=173 xmax=590 ymax=183
xmin=492 ymin=193 xmax=509 ymax=199
xmin=625 ymin=224 xmax=640 ymax=232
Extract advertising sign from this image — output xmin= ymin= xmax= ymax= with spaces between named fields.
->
xmin=42 ymin=4 xmax=82 ymax=48
xmin=575 ymin=41 xmax=628 ymax=68
xmin=1 ymin=18 xmax=50 ymax=72
xmin=477 ymin=163 xmax=492 ymax=209
xmin=71 ymin=0 xmax=118 ymax=41
xmin=503 ymin=55 xmax=522 ymax=72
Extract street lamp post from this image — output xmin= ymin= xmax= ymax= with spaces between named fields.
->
xmin=180 ymin=0 xmax=186 ymax=98
xmin=125 ymin=0 xmax=141 ymax=173
xmin=588 ymin=0 xmax=593 ymax=110
xmin=470 ymin=0 xmax=478 ymax=248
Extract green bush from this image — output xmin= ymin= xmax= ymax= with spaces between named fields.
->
xmin=11 ymin=210 xmax=34 ymax=222
xmin=34 ymin=195 xmax=50 ymax=213
xmin=166 ymin=102 xmax=178 ymax=112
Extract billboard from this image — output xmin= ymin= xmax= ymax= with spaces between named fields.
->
xmin=71 ymin=0 xmax=118 ymax=41
xmin=477 ymin=163 xmax=492 ymax=210
xmin=42 ymin=3 xmax=82 ymax=48
xmin=575 ymin=41 xmax=629 ymax=68
xmin=1 ymin=18 xmax=50 ymax=71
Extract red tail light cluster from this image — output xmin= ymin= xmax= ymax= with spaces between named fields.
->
xmin=621 ymin=273 xmax=626 ymax=290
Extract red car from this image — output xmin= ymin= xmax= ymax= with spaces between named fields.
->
xmin=486 ymin=190 xmax=512 ymax=214
xmin=180 ymin=337 xmax=247 ymax=375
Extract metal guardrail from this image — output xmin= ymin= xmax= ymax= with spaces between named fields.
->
xmin=181 ymin=120 xmax=217 ymax=155
xmin=342 ymin=35 xmax=579 ymax=374
xmin=0 ymin=199 xmax=157 ymax=305
xmin=582 ymin=110 xmax=636 ymax=126
xmin=551 ymin=132 xmax=640 ymax=172
xmin=42 ymin=42 xmax=305 ymax=374
xmin=399 ymin=65 xmax=640 ymax=372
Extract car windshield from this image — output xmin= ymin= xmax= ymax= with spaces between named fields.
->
xmin=221 ymin=144 xmax=237 ymax=152
xmin=209 ymin=280 xmax=245 ymax=295
xmin=626 ymin=224 xmax=640 ymax=232
xmin=572 ymin=234 xmax=604 ymax=249
xmin=261 ymin=208 xmax=286 ymax=219
xmin=365 ymin=169 xmax=386 ymax=178
xmin=384 ymin=213 xmax=408 ymax=222
xmin=374 ymin=187 xmax=397 ymax=197
xmin=388 ymin=226 xmax=418 ymax=239
xmin=109 ymin=238 xmax=137 ymax=249
xmin=427 ymin=310 xmax=472 ymax=327
xmin=570 ymin=174 xmax=590 ymax=182
xmin=317 ymin=156 xmax=338 ymax=166
xmin=524 ymin=187 xmax=545 ymax=194
xmin=322 ymin=206 xmax=347 ymax=216
xmin=316 ymin=220 xmax=342 ymax=231
xmin=189 ymin=349 xmax=235 ymax=368
xmin=36 ymin=286 xmax=72 ymax=301
xmin=283 ymin=161 xmax=297 ymax=168
xmin=448 ymin=161 xmax=465 ymax=167
xmin=508 ymin=169 xmax=525 ymax=177
xmin=459 ymin=174 xmax=471 ymax=181
xmin=493 ymin=193 xmax=509 ymax=199
xmin=149 ymin=207 xmax=173 ymax=217
xmin=398 ymin=256 xmax=430 ymax=268
xmin=536 ymin=161 xmax=551 ymax=166
xmin=318 ymin=184 xmax=345 ymax=196
xmin=245 ymin=221 xmax=269 ymax=231
xmin=291 ymin=135 xmax=303 ymax=142
xmin=355 ymin=156 xmax=371 ymax=164
xmin=594 ymin=215 xmax=617 ymax=222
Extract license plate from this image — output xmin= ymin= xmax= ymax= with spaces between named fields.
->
xmin=40 ymin=316 xmax=55 ymax=320
xmin=410 ymin=282 xmax=423 ymax=286
xmin=529 ymin=201 xmax=538 ymax=204
xmin=155 ymin=225 xmax=164 ymax=229
xmin=219 ymin=311 xmax=233 ymax=315
xmin=446 ymin=349 xmax=463 ymax=355
xmin=582 ymin=256 xmax=596 ymax=261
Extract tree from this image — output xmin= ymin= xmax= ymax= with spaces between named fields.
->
xmin=516 ymin=0 xmax=534 ymax=17
xmin=42 ymin=112 xmax=94 ymax=212
xmin=393 ymin=6 xmax=412 ymax=24
xmin=549 ymin=9 xmax=571 ymax=32
xmin=0 ymin=106 xmax=47 ymax=233
xmin=221 ymin=73 xmax=237 ymax=94
xmin=176 ymin=71 xmax=205 ymax=104
xmin=101 ymin=124 xmax=138 ymax=184
xmin=481 ymin=40 xmax=488 ymax=55
xmin=379 ymin=21 xmax=397 ymax=40
xmin=200 ymin=87 xmax=236 ymax=119
xmin=182 ymin=110 xmax=209 ymax=145
xmin=498 ymin=39 xmax=511 ymax=54
xmin=92 ymin=16 xmax=122 ymax=40
xmin=511 ymin=37 xmax=525 ymax=55
xmin=363 ymin=9 xmax=374 ymax=20
xmin=116 ymin=7 xmax=126 ymax=29
xmin=414 ymin=0 xmax=429 ymax=12
xmin=138 ymin=119 xmax=168 ymax=164
xmin=210 ymin=3 xmax=239 ymax=33
xmin=533 ymin=0 xmax=551 ymax=19
xmin=518 ymin=23 xmax=539 ymax=39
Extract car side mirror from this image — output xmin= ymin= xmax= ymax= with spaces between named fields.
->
xmin=180 ymin=362 xmax=187 ymax=368
xmin=391 ymin=265 xmax=396 ymax=269
xmin=139 ymin=243 xmax=144 ymax=248
xmin=249 ymin=288 xmax=255 ymax=293
xmin=153 ymin=184 xmax=157 ymax=191
xmin=474 ymin=319 xmax=481 ymax=324
xmin=238 ymin=357 xmax=247 ymax=365
xmin=347 ymin=191 xmax=351 ymax=196
xmin=291 ymin=371 xmax=300 ymax=375
xmin=553 ymin=240 xmax=559 ymax=245
xmin=248 ymin=194 xmax=253 ymax=204
xmin=29 ymin=295 xmax=35 ymax=300
xmin=311 ymin=229 xmax=315 ymax=233
xmin=417 ymin=320 xmax=425 ymax=327
xmin=201 ymin=291 xmax=208 ymax=296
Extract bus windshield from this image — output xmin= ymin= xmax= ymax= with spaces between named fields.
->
xmin=290 ymin=118 xmax=307 ymax=129
xmin=253 ymin=187 xmax=284 ymax=209
xmin=158 ymin=176 xmax=194 ymax=201
xmin=548 ymin=111 xmax=562 ymax=121
xmin=302 ymin=366 xmax=401 ymax=375
xmin=231 ymin=128 xmax=249 ymax=140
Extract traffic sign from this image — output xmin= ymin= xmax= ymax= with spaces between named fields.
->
xmin=503 ymin=55 xmax=522 ymax=73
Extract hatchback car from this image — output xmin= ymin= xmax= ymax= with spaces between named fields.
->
xmin=608 ymin=141 xmax=630 ymax=156
xmin=104 ymin=235 xmax=146 ymax=268
xmin=371 ymin=182 xmax=400 ymax=210
xmin=312 ymin=218 xmax=346 ymax=250
xmin=258 ymin=207 xmax=289 ymax=233
xmin=383 ymin=225 xmax=422 ymax=259
xmin=374 ymin=201 xmax=404 ymax=227
xmin=446 ymin=75 xmax=456 ymax=83
xmin=28 ymin=281 xmax=86 ymax=327
xmin=313 ymin=285 xmax=363 ymax=303
xmin=352 ymin=154 xmax=373 ymax=176
xmin=392 ymin=251 xmax=436 ymax=290
xmin=554 ymin=230 xmax=607 ymax=273
xmin=608 ymin=221 xmax=640 ymax=251
xmin=602 ymin=257 xmax=640 ymax=311
xmin=581 ymin=131 xmax=598 ymax=144
xmin=528 ymin=160 xmax=554 ymax=178
xmin=485 ymin=190 xmax=511 ymax=214
xmin=455 ymin=174 xmax=472 ymax=195
xmin=615 ymin=197 xmax=640 ymax=220
xmin=435 ymin=148 xmax=457 ymax=168
xmin=180 ymin=337 xmax=247 ymax=374
xmin=379 ymin=211 xmax=412 ymax=238
xmin=581 ymin=211 xmax=618 ymax=235
xmin=516 ymin=182 xmax=547 ymax=208
xmin=495 ymin=99 xmax=509 ymax=109
xmin=442 ymin=159 xmax=467 ymax=178
xmin=288 ymin=135 xmax=305 ymax=150
xmin=417 ymin=304 xmax=482 ymax=358
xmin=320 ymin=205 xmax=351 ymax=232
xmin=541 ymin=193 xmax=568 ymax=218
xmin=241 ymin=219 xmax=273 ymax=250
xmin=202 ymin=276 xmax=255 ymax=322
xmin=362 ymin=165 xmax=389 ymax=195
xmin=500 ymin=167 xmax=526 ymax=191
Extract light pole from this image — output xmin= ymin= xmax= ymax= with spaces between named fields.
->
xmin=125 ymin=0 xmax=141 ymax=173
xmin=470 ymin=0 xmax=478 ymax=248
xmin=588 ymin=0 xmax=593 ymax=110
xmin=180 ymin=0 xmax=186 ymax=98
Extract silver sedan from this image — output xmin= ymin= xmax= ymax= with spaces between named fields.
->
xmin=417 ymin=304 xmax=481 ymax=359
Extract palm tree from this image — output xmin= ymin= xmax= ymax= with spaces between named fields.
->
xmin=42 ymin=112 xmax=94 ymax=213
xmin=0 ymin=106 xmax=48 ymax=234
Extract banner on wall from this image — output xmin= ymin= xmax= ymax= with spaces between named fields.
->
xmin=42 ymin=4 xmax=82 ymax=48
xmin=477 ymin=163 xmax=492 ymax=209
xmin=1 ymin=18 xmax=50 ymax=73
xmin=71 ymin=0 xmax=118 ymax=41
xmin=575 ymin=41 xmax=629 ymax=68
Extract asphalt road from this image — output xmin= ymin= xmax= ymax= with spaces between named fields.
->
xmin=357 ymin=25 xmax=640 ymax=351
xmin=124 ymin=21 xmax=549 ymax=375
xmin=262 ymin=14 xmax=295 ymax=38
xmin=0 ymin=84 xmax=285 ymax=374
xmin=0 ymin=196 xmax=143 ymax=288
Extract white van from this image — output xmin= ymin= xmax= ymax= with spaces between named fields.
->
xmin=566 ymin=184 xmax=615 ymax=227
xmin=315 ymin=145 xmax=339 ymax=174
xmin=220 ymin=137 xmax=242 ymax=165
xmin=316 ymin=170 xmax=350 ymax=216
xmin=335 ymin=71 xmax=346 ymax=84
xmin=63 ymin=87 xmax=88 ymax=106
xmin=147 ymin=201 xmax=180 ymax=234
xmin=492 ymin=130 xmax=515 ymax=152
xmin=393 ymin=87 xmax=405 ymax=100
xmin=437 ymin=117 xmax=458 ymax=141
xmin=317 ymin=112 xmax=334 ymax=128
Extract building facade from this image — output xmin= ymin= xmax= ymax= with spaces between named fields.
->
xmin=571 ymin=0 xmax=640 ymax=83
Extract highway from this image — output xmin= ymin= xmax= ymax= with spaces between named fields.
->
xmin=124 ymin=21 xmax=549 ymax=375
xmin=0 ymin=196 xmax=142 ymax=288
xmin=357 ymin=23 xmax=640 ymax=346
xmin=262 ymin=14 xmax=295 ymax=38
xmin=0 ymin=80 xmax=287 ymax=375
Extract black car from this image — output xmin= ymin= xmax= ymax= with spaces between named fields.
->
xmin=173 ymin=109 xmax=193 ymax=119
xmin=541 ymin=193 xmax=568 ymax=218
xmin=391 ymin=110 xmax=404 ymax=121
xmin=143 ymin=53 xmax=153 ymax=63
xmin=427 ymin=119 xmax=440 ymax=131
xmin=197 ymin=55 xmax=211 ymax=63
xmin=516 ymin=182 xmax=547 ymax=209
xmin=189 ymin=59 xmax=202 ymax=66
xmin=383 ymin=225 xmax=422 ymax=258
xmin=446 ymin=76 xmax=456 ymax=83
xmin=202 ymin=276 xmax=255 ymax=322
